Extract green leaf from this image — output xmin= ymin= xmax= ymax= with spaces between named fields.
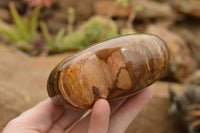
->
xmin=1 ymin=28 xmax=20 ymax=42
xmin=40 ymin=21 xmax=52 ymax=46
xmin=62 ymin=16 xmax=118 ymax=51
xmin=54 ymin=28 xmax=65 ymax=46
xmin=30 ymin=6 xmax=41 ymax=41
xmin=16 ymin=41 xmax=30 ymax=50
xmin=22 ymin=17 xmax=29 ymax=41
xmin=67 ymin=7 xmax=75 ymax=34
xmin=120 ymin=28 xmax=135 ymax=35
xmin=0 ymin=20 xmax=20 ymax=42
xmin=9 ymin=2 xmax=27 ymax=39
xmin=133 ymin=5 xmax=143 ymax=12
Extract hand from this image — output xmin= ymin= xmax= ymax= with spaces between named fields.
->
xmin=3 ymin=87 xmax=152 ymax=133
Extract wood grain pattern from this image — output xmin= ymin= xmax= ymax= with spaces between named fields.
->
xmin=47 ymin=34 xmax=169 ymax=109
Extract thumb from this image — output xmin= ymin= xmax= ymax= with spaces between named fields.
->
xmin=88 ymin=99 xmax=110 ymax=133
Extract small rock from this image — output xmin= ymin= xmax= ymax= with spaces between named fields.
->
xmin=133 ymin=0 xmax=178 ymax=20
xmin=172 ymin=0 xmax=200 ymax=18
xmin=0 ymin=8 xmax=10 ymax=21
xmin=94 ymin=1 xmax=131 ymax=17
xmin=94 ymin=0 xmax=178 ymax=20
xmin=171 ymin=26 xmax=200 ymax=65
xmin=146 ymin=24 xmax=197 ymax=83
xmin=190 ymin=69 xmax=200 ymax=85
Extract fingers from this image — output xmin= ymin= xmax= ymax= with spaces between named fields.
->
xmin=69 ymin=99 xmax=111 ymax=133
xmin=3 ymin=98 xmax=64 ymax=133
xmin=56 ymin=108 xmax=86 ymax=130
xmin=48 ymin=109 xmax=87 ymax=133
xmin=70 ymin=88 xmax=152 ymax=133
xmin=88 ymin=99 xmax=110 ymax=133
xmin=109 ymin=98 xmax=127 ymax=114
xmin=47 ymin=123 xmax=64 ymax=133
xmin=3 ymin=98 xmax=88 ymax=133
xmin=68 ymin=111 xmax=91 ymax=133
xmin=108 ymin=87 xmax=153 ymax=133
xmin=4 ymin=87 xmax=152 ymax=133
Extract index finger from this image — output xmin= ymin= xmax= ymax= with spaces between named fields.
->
xmin=108 ymin=87 xmax=153 ymax=133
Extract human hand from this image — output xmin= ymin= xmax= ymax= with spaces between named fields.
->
xmin=3 ymin=87 xmax=152 ymax=133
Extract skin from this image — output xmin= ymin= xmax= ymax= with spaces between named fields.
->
xmin=3 ymin=87 xmax=152 ymax=133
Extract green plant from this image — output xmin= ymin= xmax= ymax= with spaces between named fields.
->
xmin=40 ymin=7 xmax=75 ymax=53
xmin=120 ymin=28 xmax=135 ymax=35
xmin=61 ymin=16 xmax=118 ymax=50
xmin=67 ymin=7 xmax=75 ymax=34
xmin=40 ymin=15 xmax=118 ymax=53
xmin=0 ymin=2 xmax=41 ymax=50
xmin=40 ymin=21 xmax=66 ymax=53
xmin=116 ymin=0 xmax=143 ymax=35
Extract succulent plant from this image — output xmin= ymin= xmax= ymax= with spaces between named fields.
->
xmin=0 ymin=3 xmax=41 ymax=51
xmin=61 ymin=16 xmax=118 ymax=51
xmin=40 ymin=16 xmax=118 ymax=53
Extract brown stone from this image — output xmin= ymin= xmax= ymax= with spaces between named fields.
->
xmin=146 ymin=24 xmax=197 ymax=83
xmin=94 ymin=1 xmax=131 ymax=17
xmin=172 ymin=0 xmax=200 ymax=18
xmin=94 ymin=0 xmax=177 ymax=19
xmin=133 ymin=0 xmax=177 ymax=20
xmin=190 ymin=69 xmax=200 ymax=85
xmin=0 ymin=8 xmax=10 ymax=21
xmin=47 ymin=34 xmax=169 ymax=109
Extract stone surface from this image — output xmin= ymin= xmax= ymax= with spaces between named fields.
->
xmin=172 ymin=0 xmax=200 ymax=18
xmin=171 ymin=24 xmax=200 ymax=66
xmin=146 ymin=24 xmax=197 ymax=83
xmin=0 ymin=8 xmax=10 ymax=21
xmin=94 ymin=0 xmax=177 ymax=19
xmin=190 ymin=69 xmax=200 ymax=85
xmin=133 ymin=0 xmax=177 ymax=20
xmin=48 ymin=34 xmax=169 ymax=109
xmin=94 ymin=1 xmax=131 ymax=17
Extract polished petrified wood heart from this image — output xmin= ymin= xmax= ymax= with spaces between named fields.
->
xmin=47 ymin=34 xmax=169 ymax=109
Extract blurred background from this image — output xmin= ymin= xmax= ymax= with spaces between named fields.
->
xmin=1 ymin=0 xmax=200 ymax=132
